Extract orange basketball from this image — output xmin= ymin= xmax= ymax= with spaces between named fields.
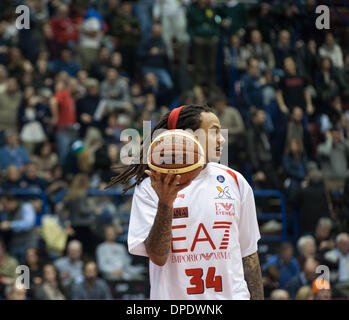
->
xmin=147 ymin=130 xmax=205 ymax=185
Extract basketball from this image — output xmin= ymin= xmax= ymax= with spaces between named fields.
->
xmin=147 ymin=129 xmax=205 ymax=185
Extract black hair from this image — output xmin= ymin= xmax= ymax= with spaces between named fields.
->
xmin=108 ymin=104 xmax=213 ymax=193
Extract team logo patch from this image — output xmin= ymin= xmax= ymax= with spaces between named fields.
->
xmin=217 ymin=175 xmax=225 ymax=183
xmin=173 ymin=207 xmax=188 ymax=219
xmin=215 ymin=202 xmax=235 ymax=216
xmin=215 ymin=186 xmax=232 ymax=200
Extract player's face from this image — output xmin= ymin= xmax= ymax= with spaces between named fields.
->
xmin=199 ymin=112 xmax=225 ymax=163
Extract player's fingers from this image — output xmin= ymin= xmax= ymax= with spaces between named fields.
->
xmin=173 ymin=175 xmax=181 ymax=186
xmin=164 ymin=173 xmax=174 ymax=185
xmin=175 ymin=179 xmax=192 ymax=191
xmin=144 ymin=170 xmax=152 ymax=177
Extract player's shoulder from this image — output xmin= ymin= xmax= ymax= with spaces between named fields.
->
xmin=207 ymin=163 xmax=251 ymax=192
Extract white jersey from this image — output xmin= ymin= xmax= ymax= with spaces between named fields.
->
xmin=128 ymin=162 xmax=261 ymax=300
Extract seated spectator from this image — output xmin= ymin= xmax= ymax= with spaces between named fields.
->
xmin=318 ymin=128 xmax=349 ymax=191
xmin=1 ymin=165 xmax=24 ymax=190
xmin=273 ymin=30 xmax=295 ymax=70
xmin=263 ymin=243 xmax=300 ymax=289
xmin=5 ymin=283 xmax=27 ymax=300
xmin=313 ymin=279 xmax=332 ymax=300
xmin=58 ymin=174 xmax=97 ymax=255
xmin=76 ymin=78 xmax=101 ymax=138
xmin=33 ymin=263 xmax=66 ymax=300
xmin=276 ymin=56 xmax=314 ymax=117
xmin=70 ymin=260 xmax=112 ymax=300
xmin=0 ymin=238 xmax=18 ymax=298
xmin=25 ymin=247 xmax=44 ymax=291
xmin=45 ymin=165 xmax=69 ymax=201
xmin=285 ymin=257 xmax=319 ymax=299
xmin=54 ymin=240 xmax=83 ymax=289
xmin=324 ymin=233 xmax=349 ymax=298
xmin=21 ymin=163 xmax=48 ymax=191
xmin=245 ymin=29 xmax=275 ymax=72
xmin=270 ymin=289 xmax=289 ymax=300
xmin=314 ymin=218 xmax=335 ymax=257
xmin=94 ymin=143 xmax=120 ymax=184
xmin=247 ymin=110 xmax=280 ymax=189
xmin=262 ymin=265 xmax=281 ymax=299
xmin=48 ymin=47 xmax=81 ymax=77
xmin=143 ymin=72 xmax=170 ymax=107
xmin=282 ymin=139 xmax=307 ymax=197
xmin=295 ymin=285 xmax=314 ymax=300
xmin=291 ymin=167 xmax=330 ymax=235
xmin=0 ymin=78 xmax=22 ymax=136
xmin=100 ymin=68 xmax=132 ymax=113
xmin=319 ymin=32 xmax=344 ymax=69
xmin=297 ymin=235 xmax=317 ymax=268
xmin=0 ymin=131 xmax=30 ymax=171
xmin=139 ymin=23 xmax=173 ymax=89
xmin=0 ymin=194 xmax=37 ymax=264
xmin=320 ymin=96 xmax=349 ymax=134
xmin=96 ymin=225 xmax=143 ymax=281
xmin=31 ymin=142 xmax=58 ymax=182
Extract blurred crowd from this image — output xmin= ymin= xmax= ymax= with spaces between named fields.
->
xmin=0 ymin=0 xmax=349 ymax=300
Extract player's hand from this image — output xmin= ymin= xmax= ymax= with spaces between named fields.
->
xmin=145 ymin=170 xmax=192 ymax=206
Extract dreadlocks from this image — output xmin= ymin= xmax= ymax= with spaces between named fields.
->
xmin=108 ymin=104 xmax=213 ymax=193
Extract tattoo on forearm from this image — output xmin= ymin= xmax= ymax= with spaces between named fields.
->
xmin=145 ymin=202 xmax=173 ymax=257
xmin=242 ymin=252 xmax=264 ymax=300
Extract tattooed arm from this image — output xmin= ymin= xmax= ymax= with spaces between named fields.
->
xmin=144 ymin=170 xmax=192 ymax=266
xmin=242 ymin=251 xmax=264 ymax=300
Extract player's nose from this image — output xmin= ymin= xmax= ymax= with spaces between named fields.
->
xmin=219 ymin=133 xmax=225 ymax=145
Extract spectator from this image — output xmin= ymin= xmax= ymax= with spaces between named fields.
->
xmin=25 ymin=247 xmax=43 ymax=292
xmin=76 ymin=78 xmax=101 ymax=138
xmin=319 ymin=32 xmax=344 ymax=69
xmin=48 ymin=47 xmax=81 ymax=77
xmin=245 ymin=29 xmax=275 ymax=72
xmin=282 ymin=139 xmax=307 ymax=197
xmin=153 ymin=0 xmax=189 ymax=67
xmin=100 ymin=68 xmax=132 ymax=113
xmin=96 ymin=225 xmax=131 ymax=281
xmin=313 ymin=279 xmax=332 ymax=300
xmin=5 ymin=283 xmax=27 ymax=300
xmin=143 ymin=72 xmax=170 ymax=108
xmin=78 ymin=10 xmax=104 ymax=71
xmin=109 ymin=1 xmax=141 ymax=77
xmin=295 ymin=285 xmax=314 ymax=300
xmin=54 ymin=240 xmax=83 ymax=289
xmin=139 ymin=23 xmax=173 ymax=89
xmin=297 ymin=235 xmax=317 ymax=268
xmin=58 ymin=174 xmax=97 ymax=255
xmin=270 ymin=289 xmax=290 ymax=300
xmin=211 ymin=92 xmax=245 ymax=169
xmin=263 ymin=242 xmax=300 ymax=290
xmin=0 ymin=238 xmax=18 ymax=298
xmin=94 ymin=143 xmax=120 ymax=184
xmin=33 ymin=263 xmax=66 ymax=300
xmin=262 ymin=265 xmax=280 ymax=299
xmin=285 ymin=257 xmax=319 ymax=299
xmin=134 ymin=0 xmax=155 ymax=40
xmin=50 ymin=78 xmax=78 ymax=165
xmin=0 ymin=194 xmax=37 ymax=264
xmin=0 ymin=78 xmax=22 ymax=134
xmin=291 ymin=167 xmax=330 ymax=236
xmin=247 ymin=110 xmax=280 ymax=189
xmin=31 ymin=142 xmax=58 ymax=182
xmin=70 ymin=260 xmax=112 ymax=300
xmin=187 ymin=0 xmax=219 ymax=88
xmin=1 ymin=165 xmax=23 ymax=190
xmin=21 ymin=162 xmax=48 ymax=191
xmin=90 ymin=47 xmax=111 ymax=82
xmin=276 ymin=56 xmax=314 ymax=117
xmin=318 ymin=128 xmax=349 ymax=192
xmin=273 ymin=30 xmax=295 ymax=69
xmin=314 ymin=218 xmax=335 ymax=257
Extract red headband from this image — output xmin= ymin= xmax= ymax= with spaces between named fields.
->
xmin=167 ymin=106 xmax=184 ymax=130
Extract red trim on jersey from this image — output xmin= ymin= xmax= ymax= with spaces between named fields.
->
xmin=168 ymin=106 xmax=184 ymax=129
xmin=213 ymin=166 xmax=240 ymax=192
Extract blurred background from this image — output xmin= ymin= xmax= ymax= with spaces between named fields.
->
xmin=0 ymin=0 xmax=349 ymax=300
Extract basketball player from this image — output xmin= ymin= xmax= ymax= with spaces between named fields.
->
xmin=109 ymin=105 xmax=264 ymax=299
